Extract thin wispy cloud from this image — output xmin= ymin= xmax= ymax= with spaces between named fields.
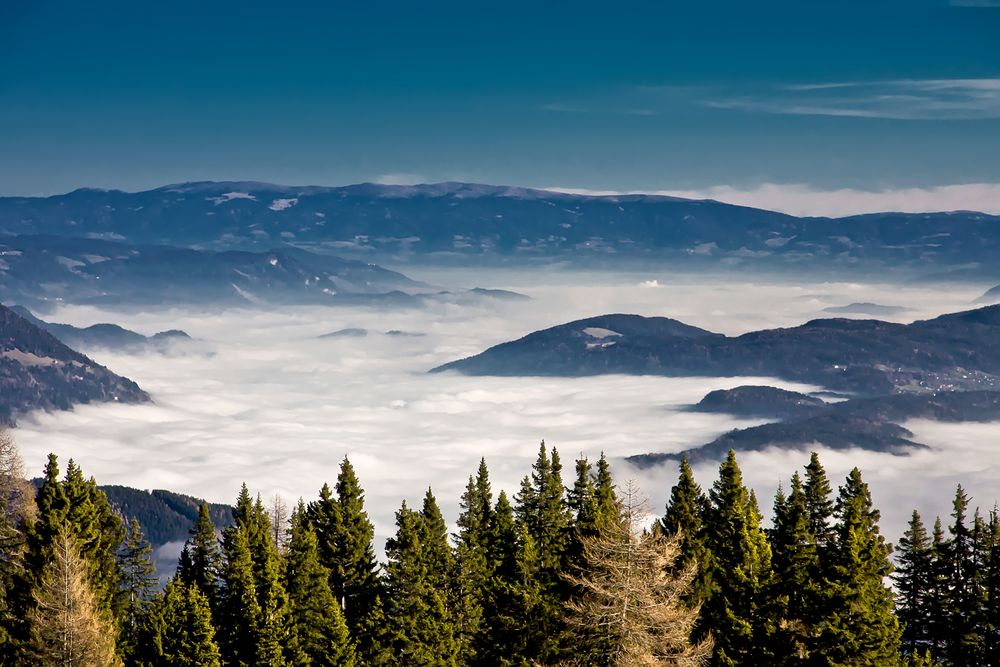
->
xmin=544 ymin=182 xmax=1000 ymax=217
xmin=706 ymin=78 xmax=1000 ymax=120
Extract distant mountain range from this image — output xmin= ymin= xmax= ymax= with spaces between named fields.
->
xmin=432 ymin=307 xmax=1000 ymax=395
xmin=0 ymin=304 xmax=148 ymax=425
xmin=629 ymin=387 xmax=1000 ymax=465
xmin=1 ymin=181 xmax=998 ymax=275
xmin=10 ymin=305 xmax=190 ymax=352
xmin=0 ymin=234 xmax=423 ymax=309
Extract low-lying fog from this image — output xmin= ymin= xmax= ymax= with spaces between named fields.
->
xmin=13 ymin=269 xmax=1000 ymax=556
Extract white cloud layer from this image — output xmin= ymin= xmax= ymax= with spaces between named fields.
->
xmin=545 ymin=182 xmax=1000 ymax=217
xmin=9 ymin=270 xmax=999 ymax=551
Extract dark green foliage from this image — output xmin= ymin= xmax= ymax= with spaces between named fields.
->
xmin=895 ymin=511 xmax=934 ymax=658
xmin=660 ymin=455 xmax=711 ymax=603
xmin=699 ymin=450 xmax=775 ymax=666
xmin=454 ymin=459 xmax=493 ymax=663
xmin=175 ymin=503 xmax=221 ymax=610
xmin=285 ymin=501 xmax=355 ymax=666
xmin=383 ymin=498 xmax=460 ymax=666
xmin=308 ymin=458 xmax=384 ymax=661
xmin=815 ymin=467 xmax=901 ymax=666
xmin=118 ymin=518 xmax=158 ymax=662
xmin=155 ymin=581 xmax=222 ymax=667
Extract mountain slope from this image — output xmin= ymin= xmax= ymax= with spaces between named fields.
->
xmin=0 ymin=304 xmax=149 ymax=424
xmin=1 ymin=181 xmax=998 ymax=273
xmin=0 ymin=235 xmax=423 ymax=308
xmin=10 ymin=305 xmax=190 ymax=351
xmin=434 ymin=306 xmax=1000 ymax=394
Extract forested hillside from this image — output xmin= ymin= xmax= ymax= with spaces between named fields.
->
xmin=0 ymin=431 xmax=996 ymax=666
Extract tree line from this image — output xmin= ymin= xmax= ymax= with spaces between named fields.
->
xmin=0 ymin=431 xmax=998 ymax=666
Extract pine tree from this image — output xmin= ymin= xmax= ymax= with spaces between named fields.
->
xmin=218 ymin=520 xmax=269 ymax=666
xmin=802 ymin=452 xmax=835 ymax=550
xmin=156 ymin=580 xmax=223 ymax=667
xmin=895 ymin=510 xmax=934 ymax=659
xmin=593 ymin=453 xmax=617 ymax=528
xmin=513 ymin=442 xmax=572 ymax=663
xmin=29 ymin=527 xmax=120 ymax=666
xmin=927 ymin=517 xmax=950 ymax=661
xmin=308 ymin=458 xmax=384 ymax=660
xmin=660 ymin=455 xmax=711 ymax=603
xmin=814 ymin=467 xmax=901 ymax=666
xmin=942 ymin=485 xmax=978 ymax=666
xmin=982 ymin=508 xmax=1000 ymax=667
xmin=478 ymin=491 xmax=540 ymax=666
xmin=384 ymin=500 xmax=460 ymax=666
xmin=454 ymin=460 xmax=493 ymax=663
xmin=699 ymin=450 xmax=774 ymax=667
xmin=176 ymin=502 xmax=221 ymax=610
xmin=117 ymin=518 xmax=158 ymax=662
xmin=0 ymin=432 xmax=34 ymax=658
xmin=769 ymin=471 xmax=820 ymax=663
xmin=285 ymin=501 xmax=355 ymax=666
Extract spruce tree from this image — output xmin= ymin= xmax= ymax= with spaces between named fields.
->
xmin=802 ymin=452 xmax=836 ymax=551
xmin=660 ymin=455 xmax=711 ymax=603
xmin=175 ymin=503 xmax=221 ymax=610
xmin=895 ymin=510 xmax=934 ymax=658
xmin=982 ymin=508 xmax=1000 ymax=667
xmin=593 ymin=453 xmax=617 ymax=527
xmin=384 ymin=500 xmax=459 ymax=666
xmin=156 ymin=581 xmax=222 ymax=667
xmin=117 ymin=518 xmax=158 ymax=663
xmin=285 ymin=501 xmax=355 ymax=666
xmin=769 ymin=471 xmax=820 ymax=663
xmin=454 ymin=460 xmax=493 ymax=663
xmin=699 ymin=450 xmax=774 ymax=667
xmin=927 ymin=517 xmax=950 ymax=661
xmin=943 ymin=486 xmax=981 ymax=666
xmin=815 ymin=467 xmax=901 ymax=666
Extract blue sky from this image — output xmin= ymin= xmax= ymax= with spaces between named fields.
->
xmin=1 ymin=0 xmax=998 ymax=208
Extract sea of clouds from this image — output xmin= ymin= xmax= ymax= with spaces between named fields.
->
xmin=11 ymin=268 xmax=1000 ymax=556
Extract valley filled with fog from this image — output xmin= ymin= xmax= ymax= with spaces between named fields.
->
xmin=11 ymin=268 xmax=999 ymax=553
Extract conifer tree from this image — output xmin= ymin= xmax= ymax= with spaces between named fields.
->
xmin=384 ymin=500 xmax=459 ymax=666
xmin=454 ymin=459 xmax=493 ymax=663
xmin=943 ymin=485 xmax=982 ymax=666
xmin=660 ymin=455 xmax=711 ymax=603
xmin=156 ymin=580 xmax=222 ymax=667
xmin=176 ymin=503 xmax=221 ymax=610
xmin=477 ymin=491 xmax=540 ymax=666
xmin=218 ymin=520 xmax=271 ymax=666
xmin=802 ymin=452 xmax=835 ymax=551
xmin=815 ymin=467 xmax=900 ymax=666
xmin=309 ymin=458 xmax=384 ymax=659
xmin=769 ymin=471 xmax=820 ymax=663
xmin=895 ymin=510 xmax=934 ymax=658
xmin=117 ymin=518 xmax=158 ymax=662
xmin=29 ymin=526 xmax=120 ymax=666
xmin=593 ymin=453 xmax=617 ymax=528
xmin=563 ymin=480 xmax=711 ymax=667
xmin=285 ymin=501 xmax=355 ymax=666
xmin=514 ymin=442 xmax=572 ymax=663
xmin=982 ymin=508 xmax=1000 ymax=667
xmin=927 ymin=517 xmax=950 ymax=660
xmin=0 ymin=432 xmax=34 ymax=658
xmin=699 ymin=450 xmax=775 ymax=667
xmin=567 ymin=457 xmax=597 ymax=538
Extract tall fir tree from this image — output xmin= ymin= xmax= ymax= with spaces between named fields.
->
xmin=769 ymin=471 xmax=821 ymax=664
xmin=454 ymin=459 xmax=493 ymax=664
xmin=175 ymin=503 xmax=221 ymax=611
xmin=660 ymin=455 xmax=711 ymax=604
xmin=383 ymin=500 xmax=460 ymax=666
xmin=927 ymin=517 xmax=950 ymax=661
xmin=285 ymin=501 xmax=355 ymax=666
xmin=814 ymin=467 xmax=901 ymax=666
xmin=895 ymin=510 xmax=934 ymax=659
xmin=699 ymin=450 xmax=775 ymax=667
xmin=942 ymin=486 xmax=983 ymax=667
xmin=982 ymin=508 xmax=1000 ymax=667
xmin=117 ymin=518 xmax=158 ymax=663
xmin=155 ymin=580 xmax=222 ymax=667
